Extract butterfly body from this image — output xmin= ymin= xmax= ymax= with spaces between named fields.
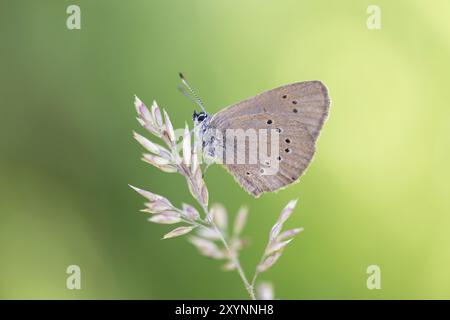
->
xmin=194 ymin=81 xmax=330 ymax=197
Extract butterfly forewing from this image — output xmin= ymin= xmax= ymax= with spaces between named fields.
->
xmin=209 ymin=81 xmax=330 ymax=197
xmin=212 ymin=81 xmax=330 ymax=141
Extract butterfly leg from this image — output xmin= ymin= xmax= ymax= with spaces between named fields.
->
xmin=202 ymin=163 xmax=212 ymax=178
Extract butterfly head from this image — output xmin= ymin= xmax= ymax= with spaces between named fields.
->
xmin=193 ymin=110 xmax=209 ymax=123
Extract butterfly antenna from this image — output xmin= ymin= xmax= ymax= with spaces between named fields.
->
xmin=179 ymin=72 xmax=207 ymax=113
xmin=178 ymin=85 xmax=199 ymax=106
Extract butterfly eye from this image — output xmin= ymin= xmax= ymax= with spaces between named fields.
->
xmin=196 ymin=112 xmax=207 ymax=122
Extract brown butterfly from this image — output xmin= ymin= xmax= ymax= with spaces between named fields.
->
xmin=180 ymin=74 xmax=330 ymax=197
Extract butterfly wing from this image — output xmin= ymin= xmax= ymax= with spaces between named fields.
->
xmin=210 ymin=81 xmax=330 ymax=197
xmin=212 ymin=81 xmax=330 ymax=141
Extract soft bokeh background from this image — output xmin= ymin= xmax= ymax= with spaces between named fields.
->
xmin=1 ymin=0 xmax=449 ymax=299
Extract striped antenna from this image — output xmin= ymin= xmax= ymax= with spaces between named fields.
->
xmin=179 ymin=73 xmax=207 ymax=113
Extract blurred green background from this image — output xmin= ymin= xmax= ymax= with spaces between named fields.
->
xmin=1 ymin=0 xmax=449 ymax=299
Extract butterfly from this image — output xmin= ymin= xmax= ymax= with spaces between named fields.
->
xmin=179 ymin=74 xmax=330 ymax=197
